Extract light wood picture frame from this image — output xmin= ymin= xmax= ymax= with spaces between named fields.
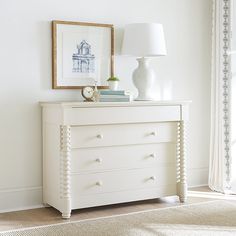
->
xmin=52 ymin=20 xmax=114 ymax=89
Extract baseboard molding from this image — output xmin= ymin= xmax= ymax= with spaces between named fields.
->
xmin=187 ymin=167 xmax=209 ymax=188
xmin=189 ymin=184 xmax=208 ymax=188
xmin=0 ymin=186 xmax=43 ymax=213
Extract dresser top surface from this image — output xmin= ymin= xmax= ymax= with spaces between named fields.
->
xmin=40 ymin=100 xmax=191 ymax=108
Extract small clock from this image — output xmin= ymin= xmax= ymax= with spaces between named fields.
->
xmin=81 ymin=86 xmax=95 ymax=101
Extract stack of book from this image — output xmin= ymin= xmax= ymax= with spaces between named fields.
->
xmin=99 ymin=90 xmax=132 ymax=102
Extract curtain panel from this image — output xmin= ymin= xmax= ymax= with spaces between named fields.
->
xmin=209 ymin=0 xmax=233 ymax=193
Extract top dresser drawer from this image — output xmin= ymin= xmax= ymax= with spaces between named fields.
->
xmin=63 ymin=105 xmax=180 ymax=125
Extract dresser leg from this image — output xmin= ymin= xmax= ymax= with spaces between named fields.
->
xmin=60 ymin=125 xmax=72 ymax=219
xmin=177 ymin=183 xmax=187 ymax=203
xmin=177 ymin=121 xmax=187 ymax=203
xmin=62 ymin=212 xmax=71 ymax=219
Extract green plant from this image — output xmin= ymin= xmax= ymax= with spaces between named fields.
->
xmin=107 ymin=76 xmax=120 ymax=81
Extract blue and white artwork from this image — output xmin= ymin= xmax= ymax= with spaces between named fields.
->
xmin=72 ymin=40 xmax=95 ymax=73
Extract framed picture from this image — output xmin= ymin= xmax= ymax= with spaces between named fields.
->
xmin=52 ymin=20 xmax=114 ymax=89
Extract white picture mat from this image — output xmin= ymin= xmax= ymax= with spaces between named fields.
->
xmin=56 ymin=24 xmax=111 ymax=86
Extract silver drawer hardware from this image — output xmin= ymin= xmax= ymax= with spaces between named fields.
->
xmin=96 ymin=134 xmax=103 ymax=139
xmin=149 ymin=153 xmax=156 ymax=158
xmin=95 ymin=158 xmax=103 ymax=163
xmin=150 ymin=176 xmax=156 ymax=180
xmin=96 ymin=181 xmax=103 ymax=186
xmin=150 ymin=131 xmax=157 ymax=136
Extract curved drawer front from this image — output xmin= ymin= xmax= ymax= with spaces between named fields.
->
xmin=70 ymin=122 xmax=177 ymax=148
xmin=71 ymin=143 xmax=175 ymax=173
xmin=71 ymin=167 xmax=176 ymax=196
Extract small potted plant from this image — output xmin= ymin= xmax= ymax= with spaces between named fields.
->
xmin=107 ymin=76 xmax=120 ymax=91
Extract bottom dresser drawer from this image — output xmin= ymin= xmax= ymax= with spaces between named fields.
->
xmin=71 ymin=184 xmax=177 ymax=209
xmin=71 ymin=167 xmax=176 ymax=196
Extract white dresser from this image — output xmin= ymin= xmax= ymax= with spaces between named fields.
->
xmin=41 ymin=101 xmax=190 ymax=218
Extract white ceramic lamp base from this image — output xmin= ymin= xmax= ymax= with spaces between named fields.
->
xmin=133 ymin=57 xmax=156 ymax=101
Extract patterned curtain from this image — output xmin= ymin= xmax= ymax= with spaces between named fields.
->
xmin=209 ymin=0 xmax=233 ymax=193
xmin=230 ymin=0 xmax=236 ymax=192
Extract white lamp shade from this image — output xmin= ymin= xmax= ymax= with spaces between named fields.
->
xmin=121 ymin=23 xmax=167 ymax=57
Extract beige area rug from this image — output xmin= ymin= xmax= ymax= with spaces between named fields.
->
xmin=1 ymin=201 xmax=236 ymax=236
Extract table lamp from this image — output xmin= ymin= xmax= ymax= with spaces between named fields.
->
xmin=121 ymin=23 xmax=167 ymax=100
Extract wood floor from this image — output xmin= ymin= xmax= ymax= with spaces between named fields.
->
xmin=1 ymin=186 xmax=236 ymax=232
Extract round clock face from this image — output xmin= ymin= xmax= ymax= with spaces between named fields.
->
xmin=82 ymin=86 xmax=94 ymax=100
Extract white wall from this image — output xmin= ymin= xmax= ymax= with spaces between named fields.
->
xmin=0 ymin=0 xmax=212 ymax=212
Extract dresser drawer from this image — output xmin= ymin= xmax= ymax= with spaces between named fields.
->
xmin=63 ymin=105 xmax=181 ymax=125
xmin=71 ymin=143 xmax=175 ymax=173
xmin=72 ymin=185 xmax=177 ymax=209
xmin=71 ymin=167 xmax=176 ymax=196
xmin=70 ymin=122 xmax=177 ymax=148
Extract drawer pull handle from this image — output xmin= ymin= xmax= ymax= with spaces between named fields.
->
xmin=149 ymin=153 xmax=156 ymax=158
xmin=95 ymin=158 xmax=103 ymax=163
xmin=150 ymin=176 xmax=156 ymax=181
xmin=150 ymin=131 xmax=157 ymax=136
xmin=96 ymin=181 xmax=103 ymax=186
xmin=96 ymin=134 xmax=103 ymax=139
